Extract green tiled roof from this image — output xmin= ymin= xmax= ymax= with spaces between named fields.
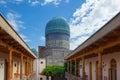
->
xmin=45 ymin=17 xmax=70 ymax=36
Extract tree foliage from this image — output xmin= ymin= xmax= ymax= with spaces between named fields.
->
xmin=64 ymin=62 xmax=67 ymax=72
xmin=41 ymin=65 xmax=65 ymax=76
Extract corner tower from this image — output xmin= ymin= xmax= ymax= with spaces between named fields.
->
xmin=45 ymin=17 xmax=70 ymax=65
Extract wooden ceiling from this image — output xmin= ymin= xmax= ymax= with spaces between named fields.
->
xmin=0 ymin=27 xmax=34 ymax=58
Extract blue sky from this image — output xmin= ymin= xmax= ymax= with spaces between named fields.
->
xmin=0 ymin=0 xmax=120 ymax=50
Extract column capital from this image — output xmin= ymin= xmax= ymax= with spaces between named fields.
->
xmin=20 ymin=53 xmax=23 ymax=58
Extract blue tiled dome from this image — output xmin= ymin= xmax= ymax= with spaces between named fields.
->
xmin=45 ymin=17 xmax=70 ymax=36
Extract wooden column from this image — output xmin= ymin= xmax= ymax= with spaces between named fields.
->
xmin=29 ymin=59 xmax=31 ymax=74
xmin=69 ymin=60 xmax=72 ymax=80
xmin=70 ymin=61 xmax=72 ymax=74
xmin=75 ymin=60 xmax=77 ymax=76
xmin=8 ymin=49 xmax=13 ymax=80
xmin=32 ymin=60 xmax=34 ymax=73
xmin=98 ymin=52 xmax=102 ymax=80
xmin=31 ymin=59 xmax=33 ymax=73
xmin=67 ymin=61 xmax=69 ymax=73
xmin=78 ymin=60 xmax=80 ymax=77
xmin=30 ymin=59 xmax=32 ymax=73
xmin=31 ymin=59 xmax=32 ymax=73
xmin=74 ymin=59 xmax=77 ymax=80
xmin=15 ymin=61 xmax=19 ymax=78
xmin=32 ymin=59 xmax=33 ymax=73
xmin=82 ymin=57 xmax=85 ymax=80
xmin=20 ymin=54 xmax=23 ymax=80
xmin=30 ymin=58 xmax=33 ymax=74
xmin=27 ymin=57 xmax=29 ymax=75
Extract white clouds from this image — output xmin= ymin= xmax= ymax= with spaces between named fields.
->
xmin=7 ymin=12 xmax=25 ymax=31
xmin=40 ymin=36 xmax=45 ymax=42
xmin=41 ymin=0 xmax=60 ymax=6
xmin=70 ymin=36 xmax=89 ymax=50
xmin=0 ymin=0 xmax=69 ymax=6
xmin=28 ymin=0 xmax=31 ymax=3
xmin=70 ymin=0 xmax=120 ymax=50
xmin=65 ymin=0 xmax=69 ymax=3
xmin=19 ymin=34 xmax=31 ymax=42
xmin=12 ymin=0 xmax=24 ymax=4
xmin=0 ymin=0 xmax=23 ymax=5
xmin=0 ymin=0 xmax=7 ymax=5
xmin=31 ymin=0 xmax=40 ymax=6
xmin=29 ymin=0 xmax=69 ymax=6
xmin=7 ymin=12 xmax=31 ymax=42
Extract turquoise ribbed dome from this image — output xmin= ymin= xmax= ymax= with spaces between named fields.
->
xmin=45 ymin=17 xmax=70 ymax=36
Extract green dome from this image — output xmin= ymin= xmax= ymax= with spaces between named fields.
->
xmin=45 ymin=17 xmax=70 ymax=36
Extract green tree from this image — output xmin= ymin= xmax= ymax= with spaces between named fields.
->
xmin=41 ymin=65 xmax=65 ymax=80
xmin=64 ymin=62 xmax=67 ymax=72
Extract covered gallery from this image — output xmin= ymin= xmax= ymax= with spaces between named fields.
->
xmin=0 ymin=14 xmax=36 ymax=80
xmin=65 ymin=12 xmax=120 ymax=80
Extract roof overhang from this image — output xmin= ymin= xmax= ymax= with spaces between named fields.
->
xmin=65 ymin=12 xmax=120 ymax=60
xmin=0 ymin=14 xmax=37 ymax=59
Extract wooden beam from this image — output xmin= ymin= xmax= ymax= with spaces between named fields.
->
xmin=0 ymin=39 xmax=32 ymax=58
xmin=0 ymin=40 xmax=7 ymax=47
xmin=0 ymin=39 xmax=21 ymax=54
xmin=68 ymin=37 xmax=120 ymax=60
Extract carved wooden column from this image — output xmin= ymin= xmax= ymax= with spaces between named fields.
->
xmin=31 ymin=59 xmax=32 ymax=73
xmin=16 ymin=61 xmax=19 ymax=78
xmin=70 ymin=61 xmax=72 ymax=74
xmin=27 ymin=57 xmax=29 ymax=75
xmin=67 ymin=61 xmax=68 ymax=73
xmin=8 ymin=49 xmax=13 ymax=80
xmin=30 ymin=58 xmax=32 ymax=74
xmin=75 ymin=59 xmax=77 ymax=76
xmin=78 ymin=60 xmax=80 ymax=77
xmin=29 ymin=59 xmax=31 ymax=74
xmin=20 ymin=54 xmax=23 ymax=80
xmin=66 ymin=61 xmax=70 ymax=80
xmin=82 ymin=57 xmax=85 ymax=80
xmin=70 ymin=60 xmax=72 ymax=80
xmin=32 ymin=59 xmax=33 ymax=73
xmin=74 ymin=59 xmax=77 ymax=80
xmin=98 ymin=52 xmax=102 ymax=80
